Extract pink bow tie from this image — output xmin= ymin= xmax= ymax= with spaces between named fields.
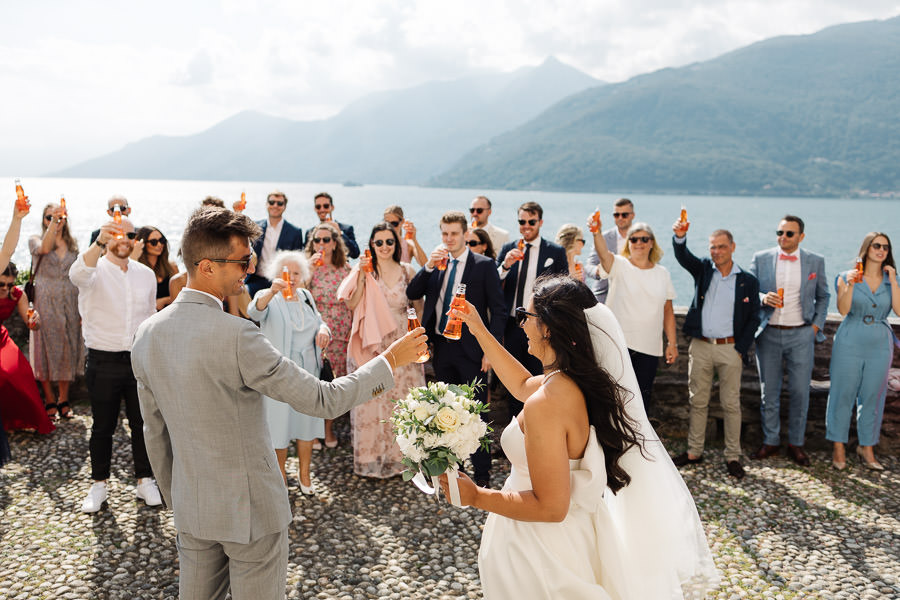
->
xmin=779 ymin=254 xmax=798 ymax=262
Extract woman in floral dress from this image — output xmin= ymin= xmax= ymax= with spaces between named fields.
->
xmin=342 ymin=222 xmax=425 ymax=478
xmin=306 ymin=222 xmax=353 ymax=448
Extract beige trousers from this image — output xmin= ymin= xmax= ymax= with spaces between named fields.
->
xmin=687 ymin=338 xmax=744 ymax=461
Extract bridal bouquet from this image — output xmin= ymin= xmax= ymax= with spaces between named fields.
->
xmin=391 ymin=381 xmax=490 ymax=505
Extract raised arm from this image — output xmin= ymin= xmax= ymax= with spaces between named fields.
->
xmin=589 ymin=216 xmax=614 ymax=274
xmin=1 ymin=204 xmax=29 ymax=272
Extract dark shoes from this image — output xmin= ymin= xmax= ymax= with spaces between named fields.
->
xmin=786 ymin=444 xmax=810 ymax=466
xmin=726 ymin=461 xmax=746 ymax=479
xmin=751 ymin=444 xmax=780 ymax=460
xmin=672 ymin=452 xmax=703 ymax=467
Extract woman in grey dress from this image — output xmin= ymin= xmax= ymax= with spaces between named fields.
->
xmin=28 ymin=203 xmax=85 ymax=419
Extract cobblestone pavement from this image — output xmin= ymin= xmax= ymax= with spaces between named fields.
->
xmin=1 ymin=408 xmax=898 ymax=599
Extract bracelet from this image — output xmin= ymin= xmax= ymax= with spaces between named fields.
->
xmin=95 ymin=241 xmax=106 ymax=249
xmin=386 ymin=349 xmax=397 ymax=367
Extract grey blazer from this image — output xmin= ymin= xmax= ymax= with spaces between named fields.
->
xmin=131 ymin=290 xmax=393 ymax=544
xmin=585 ymin=227 xmax=620 ymax=303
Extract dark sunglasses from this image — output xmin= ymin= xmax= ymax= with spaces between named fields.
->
xmin=268 ymin=200 xmax=286 ymax=206
xmin=385 ymin=220 xmax=401 ymax=228
xmin=195 ymin=257 xmax=252 ymax=272
xmin=629 ymin=236 xmax=652 ymax=244
xmin=466 ymin=240 xmax=483 ymax=247
xmin=373 ymin=239 xmax=395 ymax=247
xmin=515 ymin=306 xmax=538 ymax=326
xmin=107 ymin=206 xmax=129 ymax=213
xmin=122 ymin=231 xmax=138 ymax=240
xmin=518 ymin=219 xmax=538 ymax=226
xmin=145 ymin=238 xmax=166 ymax=247
xmin=575 ymin=238 xmax=585 ymax=243
xmin=44 ymin=215 xmax=53 ymax=221
xmin=871 ymin=242 xmax=890 ymax=251
xmin=312 ymin=236 xmax=333 ymax=244
xmin=613 ymin=212 xmax=632 ymax=218
xmin=315 ymin=203 xmax=331 ymax=210
xmin=469 ymin=207 xmax=485 ymax=214
xmin=0 ymin=282 xmax=14 ymax=289
xmin=775 ymin=230 xmax=797 ymax=238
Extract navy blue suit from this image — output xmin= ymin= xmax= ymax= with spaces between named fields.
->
xmin=305 ymin=221 xmax=359 ymax=259
xmin=246 ymin=219 xmax=305 ymax=297
xmin=407 ymin=251 xmax=506 ymax=481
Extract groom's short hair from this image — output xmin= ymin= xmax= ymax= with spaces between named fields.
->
xmin=181 ymin=207 xmax=261 ymax=275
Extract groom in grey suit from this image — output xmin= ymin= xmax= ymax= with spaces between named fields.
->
xmin=131 ymin=208 xmax=427 ymax=600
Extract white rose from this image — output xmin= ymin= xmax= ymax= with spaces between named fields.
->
xmin=435 ymin=406 xmax=461 ymax=432
xmin=413 ymin=406 xmax=430 ymax=421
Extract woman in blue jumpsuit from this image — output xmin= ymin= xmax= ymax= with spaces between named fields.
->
xmin=826 ymin=232 xmax=900 ymax=471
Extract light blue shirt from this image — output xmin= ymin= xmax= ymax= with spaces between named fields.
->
xmin=701 ymin=264 xmax=740 ymax=339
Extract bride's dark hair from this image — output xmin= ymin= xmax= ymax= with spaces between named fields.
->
xmin=531 ymin=275 xmax=644 ymax=493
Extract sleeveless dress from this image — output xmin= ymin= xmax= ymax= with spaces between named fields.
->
xmin=348 ymin=266 xmax=425 ymax=478
xmin=478 ymin=417 xmax=633 ymax=600
xmin=0 ymin=286 xmax=56 ymax=434
xmin=307 ymin=263 xmax=352 ymax=378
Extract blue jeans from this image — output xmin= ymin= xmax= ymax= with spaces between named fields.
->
xmin=755 ymin=325 xmax=815 ymax=447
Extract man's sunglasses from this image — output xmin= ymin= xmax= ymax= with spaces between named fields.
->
xmin=194 ymin=257 xmax=252 ymax=272
xmin=315 ymin=204 xmax=331 ymax=210
xmin=871 ymin=242 xmax=891 ymax=251
xmin=629 ymin=236 xmax=652 ymax=244
xmin=613 ymin=212 xmax=632 ymax=218
xmin=385 ymin=220 xmax=401 ymax=228
xmin=268 ymin=200 xmax=286 ymax=206
xmin=312 ymin=236 xmax=333 ymax=244
xmin=518 ymin=219 xmax=538 ymax=226
xmin=145 ymin=238 xmax=166 ymax=247
xmin=373 ymin=239 xmax=395 ymax=247
xmin=469 ymin=207 xmax=485 ymax=214
xmin=120 ymin=232 xmax=138 ymax=240
xmin=775 ymin=230 xmax=797 ymax=238
xmin=515 ymin=306 xmax=538 ymax=326
xmin=466 ymin=240 xmax=483 ymax=247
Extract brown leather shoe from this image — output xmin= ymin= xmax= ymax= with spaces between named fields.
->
xmin=751 ymin=444 xmax=780 ymax=460
xmin=787 ymin=444 xmax=810 ymax=466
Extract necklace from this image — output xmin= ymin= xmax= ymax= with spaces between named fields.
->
xmin=543 ymin=369 xmax=561 ymax=384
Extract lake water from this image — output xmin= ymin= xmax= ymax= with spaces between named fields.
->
xmin=3 ymin=176 xmax=897 ymax=314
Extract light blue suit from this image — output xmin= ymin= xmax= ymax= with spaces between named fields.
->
xmin=750 ymin=247 xmax=829 ymax=446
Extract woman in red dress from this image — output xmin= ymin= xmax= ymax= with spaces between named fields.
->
xmin=0 ymin=262 xmax=56 ymax=435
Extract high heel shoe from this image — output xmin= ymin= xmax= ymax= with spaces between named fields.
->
xmin=856 ymin=446 xmax=884 ymax=471
xmin=299 ymin=482 xmax=315 ymax=495
xmin=831 ymin=459 xmax=846 ymax=471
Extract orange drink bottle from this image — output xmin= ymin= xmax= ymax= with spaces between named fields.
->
xmin=363 ymin=249 xmax=375 ymax=273
xmin=442 ymin=284 xmax=467 ymax=340
xmin=588 ymin=208 xmax=601 ymax=233
xmin=59 ymin=195 xmax=67 ymax=219
xmin=680 ymin=205 xmax=688 ymax=224
xmin=113 ymin=204 xmax=124 ymax=239
xmin=574 ymin=261 xmax=584 ymax=281
xmin=515 ymin=239 xmax=525 ymax=261
xmin=14 ymin=179 xmax=29 ymax=212
xmin=404 ymin=222 xmax=414 ymax=240
xmin=314 ymin=254 xmax=324 ymax=267
xmin=855 ymin=257 xmax=864 ymax=282
xmin=27 ymin=302 xmax=36 ymax=329
xmin=436 ymin=248 xmax=448 ymax=271
xmin=237 ymin=191 xmax=247 ymax=211
xmin=407 ymin=307 xmax=430 ymax=363
xmin=281 ymin=266 xmax=294 ymax=299
xmin=776 ymin=288 xmax=784 ymax=307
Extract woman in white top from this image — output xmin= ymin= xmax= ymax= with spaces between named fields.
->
xmin=591 ymin=220 xmax=677 ymax=416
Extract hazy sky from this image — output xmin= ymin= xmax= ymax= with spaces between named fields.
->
xmin=3 ymin=0 xmax=898 ymax=175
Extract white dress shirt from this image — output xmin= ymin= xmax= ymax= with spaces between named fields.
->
xmin=770 ymin=249 xmax=804 ymax=326
xmin=615 ymin=230 xmax=628 ymax=254
xmin=258 ymin=218 xmax=284 ymax=276
xmin=69 ymin=254 xmax=157 ymax=351
xmin=499 ymin=237 xmax=542 ymax=315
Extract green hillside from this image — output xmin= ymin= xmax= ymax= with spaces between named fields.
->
xmin=431 ymin=17 xmax=900 ymax=196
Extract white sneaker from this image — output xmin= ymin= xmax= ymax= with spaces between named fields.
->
xmin=135 ymin=478 xmax=162 ymax=506
xmin=81 ymin=482 xmax=108 ymax=513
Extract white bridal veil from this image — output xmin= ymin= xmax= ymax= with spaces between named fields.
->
xmin=583 ymin=303 xmax=720 ymax=599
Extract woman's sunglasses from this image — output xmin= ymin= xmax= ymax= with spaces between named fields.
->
xmin=145 ymin=238 xmax=166 ymax=247
xmin=312 ymin=236 xmax=333 ymax=244
xmin=466 ymin=240 xmax=483 ymax=247
xmin=629 ymin=236 xmax=652 ymax=244
xmin=385 ymin=220 xmax=401 ymax=228
xmin=372 ymin=239 xmax=395 ymax=247
xmin=515 ymin=306 xmax=538 ymax=326
xmin=871 ymin=242 xmax=890 ymax=251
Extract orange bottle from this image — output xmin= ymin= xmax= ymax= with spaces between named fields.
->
xmin=442 ymin=284 xmax=467 ymax=340
xmin=588 ymin=208 xmax=601 ymax=233
xmin=435 ymin=248 xmax=448 ymax=271
xmin=404 ymin=222 xmax=414 ymax=240
xmin=776 ymin=288 xmax=784 ymax=308
xmin=680 ymin=205 xmax=688 ymax=224
xmin=14 ymin=179 xmax=29 ymax=212
xmin=363 ymin=249 xmax=375 ymax=273
xmin=26 ymin=302 xmax=36 ymax=329
xmin=59 ymin=195 xmax=67 ymax=219
xmin=855 ymin=257 xmax=864 ymax=282
xmin=515 ymin=239 xmax=525 ymax=262
xmin=471 ymin=218 xmax=478 ymax=229
xmin=237 ymin=191 xmax=247 ymax=211
xmin=112 ymin=204 xmax=124 ymax=239
xmin=281 ymin=266 xmax=294 ymax=299
xmin=407 ymin=307 xmax=430 ymax=363
xmin=574 ymin=262 xmax=584 ymax=281
xmin=314 ymin=254 xmax=324 ymax=267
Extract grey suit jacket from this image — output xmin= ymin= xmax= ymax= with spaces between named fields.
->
xmin=131 ymin=290 xmax=394 ymax=544
xmin=585 ymin=227 xmax=620 ymax=303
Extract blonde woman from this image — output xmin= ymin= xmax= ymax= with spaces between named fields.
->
xmin=384 ymin=205 xmax=427 ymax=266
xmin=247 ymin=250 xmax=330 ymax=494
xmin=590 ymin=220 xmax=677 ymax=415
xmin=555 ymin=223 xmax=586 ymax=280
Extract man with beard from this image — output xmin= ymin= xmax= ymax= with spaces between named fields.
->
xmin=69 ymin=217 xmax=161 ymax=512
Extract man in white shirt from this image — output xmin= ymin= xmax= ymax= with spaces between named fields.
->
xmin=585 ymin=198 xmax=635 ymax=302
xmin=749 ymin=215 xmax=829 ymax=467
xmin=69 ymin=217 xmax=161 ymax=512
xmin=469 ymin=195 xmax=509 ymax=251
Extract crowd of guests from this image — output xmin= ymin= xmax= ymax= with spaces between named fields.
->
xmin=0 ymin=189 xmax=895 ymax=498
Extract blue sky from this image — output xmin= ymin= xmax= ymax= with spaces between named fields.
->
xmin=2 ymin=0 xmax=898 ymax=175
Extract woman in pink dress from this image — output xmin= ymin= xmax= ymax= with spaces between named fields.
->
xmin=0 ymin=262 xmax=55 ymax=435
xmin=306 ymin=222 xmax=353 ymax=448
xmin=341 ymin=222 xmax=425 ymax=478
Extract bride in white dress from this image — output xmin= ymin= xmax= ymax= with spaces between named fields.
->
xmin=440 ymin=275 xmax=719 ymax=599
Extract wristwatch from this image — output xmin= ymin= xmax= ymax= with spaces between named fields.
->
xmin=95 ymin=240 xmax=106 ymax=249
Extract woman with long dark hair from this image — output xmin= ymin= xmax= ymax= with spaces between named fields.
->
xmin=441 ymin=275 xmax=718 ymax=599
xmin=826 ymin=232 xmax=900 ymax=471
xmin=135 ymin=226 xmax=179 ymax=311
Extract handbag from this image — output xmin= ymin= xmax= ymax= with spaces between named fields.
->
xmin=24 ymin=254 xmax=43 ymax=303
